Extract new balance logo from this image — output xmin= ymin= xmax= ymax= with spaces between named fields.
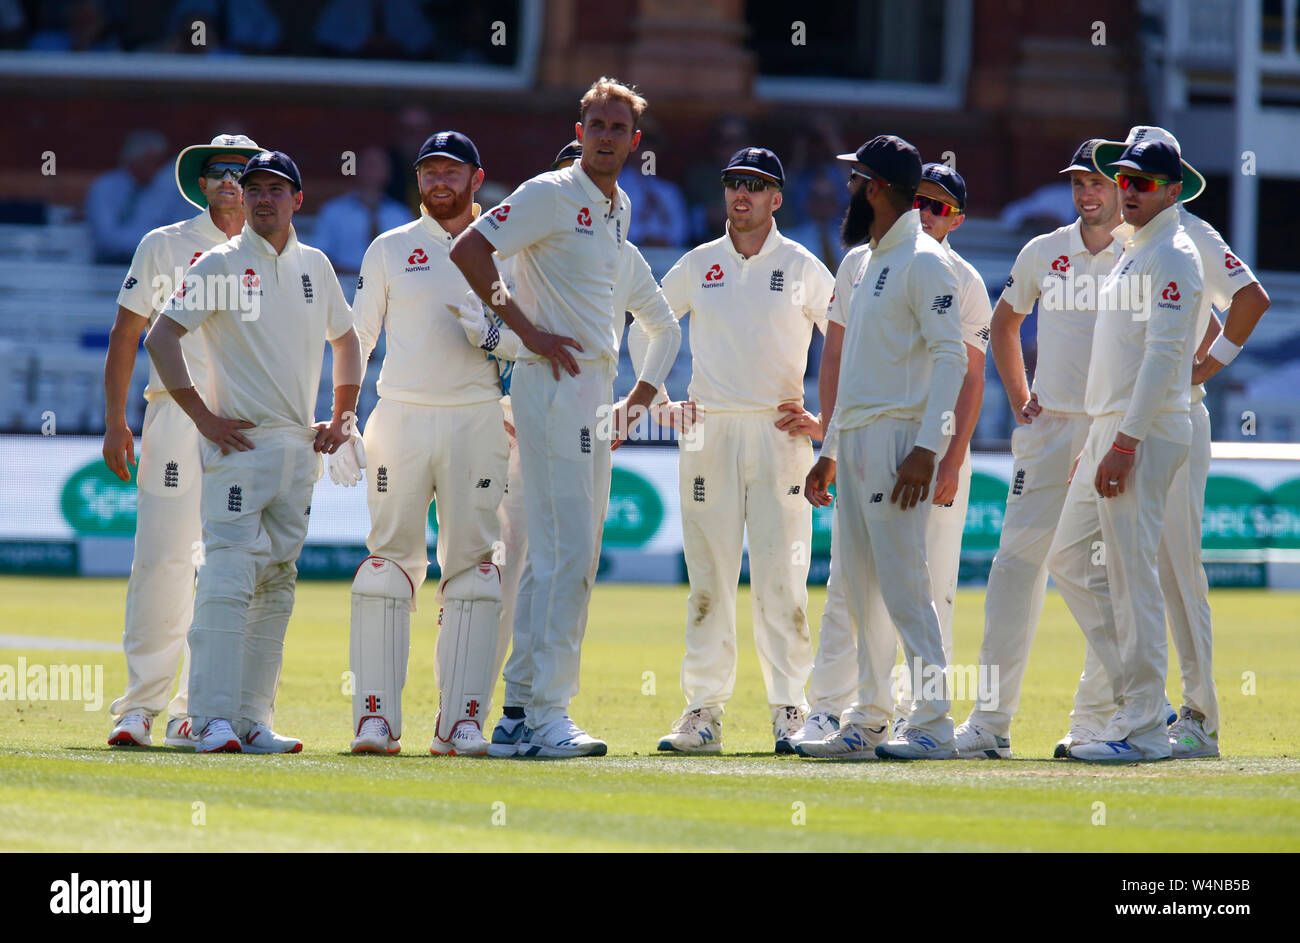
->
xmin=376 ymin=466 xmax=388 ymax=493
xmin=301 ymin=273 xmax=313 ymax=302
xmin=579 ymin=426 xmax=591 ymax=455
xmin=122 ymin=276 xmax=137 ymax=290
xmin=694 ymin=475 xmax=705 ymax=502
xmin=931 ymin=294 xmax=954 ymax=312
xmin=844 ymin=731 xmax=865 ymax=748
xmin=227 ymin=485 xmax=242 ymax=512
xmin=475 ymin=478 xmax=492 ymax=488
xmin=870 ymin=493 xmax=883 ymax=503
xmin=164 ymin=461 xmax=178 ymax=488
xmin=304 ymin=505 xmax=311 ymax=516
xmin=787 ymin=485 xmax=800 ymax=495
xmin=1012 ymin=469 xmax=1026 ymax=496
xmin=769 ymin=269 xmax=784 ymax=291
xmin=978 ymin=325 xmax=991 ymax=342
xmin=356 ymin=275 xmax=364 ymax=290
xmin=699 ymin=728 xmax=714 ymax=743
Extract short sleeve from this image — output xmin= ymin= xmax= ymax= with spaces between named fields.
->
xmin=352 ymin=239 xmax=387 ymax=359
xmin=658 ymin=251 xmax=694 ymax=319
xmin=320 ymin=255 xmax=354 ymax=341
xmin=801 ymin=254 xmax=835 ymax=333
xmin=163 ymin=250 xmax=222 ymax=333
xmin=827 ymin=247 xmax=867 ymax=327
xmin=469 ymin=178 xmax=557 ymax=259
xmin=957 ymin=266 xmax=993 ymax=353
xmin=1190 ymin=221 xmax=1258 ymax=312
xmin=116 ymin=231 xmax=166 ymax=320
xmin=999 ymin=239 xmax=1041 ymax=314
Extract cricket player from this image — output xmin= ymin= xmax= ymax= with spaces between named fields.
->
xmin=104 ymin=133 xmax=263 ymax=749
xmin=803 ymin=136 xmax=967 ymax=761
xmin=1078 ymin=126 xmax=1271 ymax=759
xmin=953 ymin=140 xmax=1133 ymax=759
xmin=792 ymin=162 xmax=990 ymax=754
xmin=1047 ymin=138 xmax=1203 ymax=763
xmin=145 ymin=150 xmax=362 ymax=753
xmin=334 ymin=131 xmax=510 ymax=757
xmin=635 ymin=146 xmax=833 ymax=755
xmin=458 ymin=138 xmax=683 ymax=758
xmin=450 ymin=78 xmax=681 ymax=757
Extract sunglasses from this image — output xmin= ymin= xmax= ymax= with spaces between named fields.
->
xmin=1115 ymin=172 xmax=1170 ymax=193
xmin=849 ymin=168 xmax=872 ymax=184
xmin=722 ymin=174 xmax=776 ymax=192
xmin=914 ymin=196 xmax=958 ymax=217
xmin=203 ymin=161 xmax=246 ymax=181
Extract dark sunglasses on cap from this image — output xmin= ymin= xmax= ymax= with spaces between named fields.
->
xmin=722 ymin=174 xmax=777 ymax=192
xmin=914 ymin=196 xmax=958 ymax=217
xmin=202 ymin=161 xmax=246 ymax=181
xmin=1115 ymin=172 xmax=1171 ymax=193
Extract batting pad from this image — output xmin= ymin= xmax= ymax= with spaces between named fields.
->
xmin=434 ymin=562 xmax=503 ymax=743
xmin=351 ymin=556 xmax=413 ymax=739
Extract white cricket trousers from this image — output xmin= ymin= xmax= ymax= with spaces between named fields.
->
xmin=110 ymin=396 xmax=199 ymax=721
xmin=966 ymin=411 xmax=1092 ymax=737
xmin=496 ymin=401 xmax=532 ymax=709
xmin=362 ymin=397 xmax=508 ymax=600
xmin=807 ymin=448 xmax=971 ymax=717
xmin=836 ymin=418 xmax=952 ymax=740
xmin=1047 ymin=414 xmax=1188 ymax=754
xmin=678 ymin=411 xmax=814 ymax=712
xmin=187 ymin=432 xmax=320 ymax=734
xmin=510 ymin=359 xmax=615 ymax=730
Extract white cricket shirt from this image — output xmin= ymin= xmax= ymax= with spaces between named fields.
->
xmin=822 ymin=210 xmax=967 ymax=459
xmin=354 ymin=205 xmax=501 ymax=407
xmin=1088 ymin=204 xmax=1204 ymax=444
xmin=166 ymin=222 xmax=353 ymax=439
xmin=941 ymin=240 xmax=993 ymax=355
xmin=117 ymin=209 xmax=230 ymax=401
xmin=658 ymin=221 xmax=834 ymax=412
xmin=1178 ymin=208 xmax=1260 ymax=406
xmin=1000 ymin=218 xmax=1130 ymax=414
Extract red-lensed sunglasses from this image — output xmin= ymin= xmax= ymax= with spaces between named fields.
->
xmin=914 ymin=196 xmax=957 ymax=217
xmin=1115 ymin=172 xmax=1170 ymax=193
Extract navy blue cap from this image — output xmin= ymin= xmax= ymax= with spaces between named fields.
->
xmin=414 ymin=130 xmax=481 ymax=168
xmin=1060 ymin=138 xmax=1104 ymax=175
xmin=722 ymin=147 xmax=785 ymax=187
xmin=836 ymin=135 xmax=922 ymax=192
xmin=920 ymin=162 xmax=966 ymax=211
xmin=240 ymin=150 xmax=302 ymax=191
xmin=1108 ymin=140 xmax=1183 ymax=181
xmin=552 ymin=139 xmax=582 ymax=170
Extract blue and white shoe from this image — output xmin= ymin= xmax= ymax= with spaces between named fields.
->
xmin=517 ymin=717 xmax=607 ymax=758
xmin=488 ymin=715 xmax=527 ymax=758
xmin=795 ymin=723 xmax=885 ymax=759
xmin=954 ymin=721 xmax=1012 ymax=759
xmin=657 ymin=708 xmax=722 ymax=754
xmin=1068 ymin=739 xmax=1142 ymax=763
xmin=780 ymin=712 xmax=839 ymax=754
xmin=875 ymin=726 xmax=956 ymax=760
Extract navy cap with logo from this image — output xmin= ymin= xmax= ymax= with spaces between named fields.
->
xmin=836 ymin=135 xmax=922 ymax=192
xmin=552 ymin=139 xmax=582 ymax=170
xmin=1060 ymin=138 xmax=1105 ymax=175
xmin=920 ymin=162 xmax=967 ymax=211
xmin=414 ymin=130 xmax=481 ymax=169
xmin=240 ymin=150 xmax=302 ymax=192
xmin=1107 ymin=139 xmax=1184 ymax=182
xmin=722 ymin=147 xmax=785 ymax=187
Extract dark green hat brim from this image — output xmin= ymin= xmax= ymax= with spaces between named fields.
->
xmin=175 ymin=144 xmax=265 ymax=209
xmin=1091 ymin=140 xmax=1204 ymax=202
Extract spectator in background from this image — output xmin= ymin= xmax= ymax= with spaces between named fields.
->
xmin=166 ymin=0 xmax=282 ymax=55
xmin=683 ymin=114 xmax=752 ymax=244
xmin=785 ymin=173 xmax=847 ymax=271
xmin=27 ymin=0 xmax=119 ymax=51
xmin=85 ymin=129 xmax=192 ymax=264
xmin=618 ymin=117 xmax=689 ymax=248
xmin=780 ymin=115 xmax=849 ymax=231
xmin=386 ymin=105 xmax=434 ymax=211
xmin=1000 ymin=181 xmax=1076 ymax=233
xmin=311 ymin=145 xmax=412 ymax=274
xmin=315 ymin=0 xmax=433 ymax=59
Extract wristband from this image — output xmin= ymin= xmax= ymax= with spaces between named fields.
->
xmin=1207 ymin=333 xmax=1242 ymax=367
xmin=1111 ymin=443 xmax=1136 ymax=456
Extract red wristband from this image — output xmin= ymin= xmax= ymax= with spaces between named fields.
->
xmin=1111 ymin=443 xmax=1136 ymax=455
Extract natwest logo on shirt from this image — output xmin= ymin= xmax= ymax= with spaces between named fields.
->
xmin=484 ymin=204 xmax=510 ymax=230
xmin=1225 ymin=251 xmax=1242 ymax=271
xmin=189 ymin=251 xmax=204 ymax=266
xmin=408 ymin=248 xmax=427 ymax=265
xmin=574 ymin=206 xmax=594 ymax=236
xmin=1161 ymin=281 xmax=1180 ymax=301
xmin=702 ymin=263 xmax=724 ymax=287
xmin=1051 ymin=255 xmax=1071 ymax=273
xmin=242 ymin=268 xmax=260 ymax=290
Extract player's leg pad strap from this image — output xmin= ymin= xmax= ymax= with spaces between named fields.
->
xmin=435 ymin=562 xmax=503 ymax=742
xmin=351 ymin=556 xmax=413 ymax=739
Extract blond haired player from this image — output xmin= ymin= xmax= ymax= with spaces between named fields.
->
xmin=450 ymin=78 xmax=680 ymax=756
xmin=145 ymin=151 xmax=362 ymax=753
xmin=635 ymin=146 xmax=833 ymax=754
xmin=1047 ymin=137 xmax=1203 ymax=762
xmin=104 ymin=133 xmax=262 ymax=749
xmin=333 ymin=131 xmax=511 ymax=756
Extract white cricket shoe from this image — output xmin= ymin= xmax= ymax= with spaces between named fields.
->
xmin=795 ymin=723 xmax=886 ymax=760
xmin=108 ymin=711 xmax=152 ymax=747
xmin=517 ymin=717 xmax=607 ymax=758
xmin=1168 ymin=708 xmax=1219 ymax=759
xmin=1053 ymin=726 xmax=1100 ymax=759
xmin=657 ymin=708 xmax=722 ymax=754
xmin=431 ymin=720 xmax=489 ymax=756
xmin=241 ymin=722 xmax=302 ymax=754
xmin=351 ymin=717 xmax=400 ymax=754
xmin=875 ymin=726 xmax=957 ymax=760
xmin=772 ymin=705 xmax=807 ymax=753
xmin=164 ymin=717 xmax=198 ymax=750
xmin=197 ymin=719 xmax=242 ymax=754
xmin=488 ymin=715 xmax=527 ymax=758
xmin=1067 ymin=738 xmax=1169 ymax=763
xmin=780 ymin=712 xmax=839 ymax=754
xmin=890 ymin=716 xmax=907 ymax=740
xmin=954 ymin=721 xmax=1012 ymax=759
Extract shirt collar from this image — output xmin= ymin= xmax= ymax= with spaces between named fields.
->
xmin=418 ymin=203 xmax=480 ymax=243
xmin=571 ymin=161 xmax=628 ymax=217
xmin=1126 ymin=202 xmax=1181 ymax=250
xmin=196 ymin=209 xmax=228 ymax=243
xmin=1066 ymin=217 xmax=1126 ymax=258
xmin=722 ymin=219 xmax=782 ymax=261
xmin=872 ymin=209 xmax=921 ymax=252
xmin=241 ymin=220 xmax=299 ymax=258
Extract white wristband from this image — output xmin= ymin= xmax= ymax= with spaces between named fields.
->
xmin=1208 ymin=334 xmax=1243 ymax=367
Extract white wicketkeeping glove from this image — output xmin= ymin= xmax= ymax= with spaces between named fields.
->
xmin=327 ymin=436 xmax=366 ymax=487
xmin=456 ymin=296 xmax=499 ymax=352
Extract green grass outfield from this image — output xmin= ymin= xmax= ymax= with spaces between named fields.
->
xmin=1 ymin=575 xmax=1297 ymax=852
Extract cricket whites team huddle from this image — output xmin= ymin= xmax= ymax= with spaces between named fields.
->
xmin=100 ymin=76 xmax=1270 ymax=763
